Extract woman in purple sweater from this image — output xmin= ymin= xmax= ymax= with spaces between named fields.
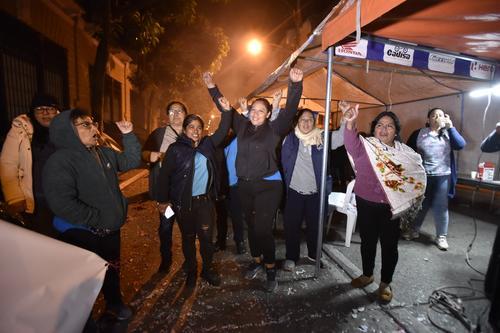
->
xmin=344 ymin=104 xmax=426 ymax=303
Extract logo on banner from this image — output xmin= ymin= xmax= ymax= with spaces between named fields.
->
xmin=335 ymin=39 xmax=368 ymax=59
xmin=383 ymin=45 xmax=414 ymax=66
xmin=470 ymin=61 xmax=495 ymax=80
xmin=428 ymin=53 xmax=455 ymax=74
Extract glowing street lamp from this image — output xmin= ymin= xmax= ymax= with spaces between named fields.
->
xmin=247 ymin=38 xmax=263 ymax=56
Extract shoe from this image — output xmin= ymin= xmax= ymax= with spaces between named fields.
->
xmin=402 ymin=229 xmax=419 ymax=240
xmin=201 ymin=269 xmax=221 ymax=286
xmin=214 ymin=241 xmax=226 ymax=252
xmin=157 ymin=259 xmax=171 ymax=274
xmin=378 ymin=282 xmax=393 ymax=303
xmin=283 ymin=259 xmax=295 ymax=272
xmin=186 ymin=271 xmax=197 ymax=288
xmin=105 ymin=302 xmax=133 ymax=321
xmin=351 ymin=275 xmax=374 ymax=288
xmin=305 ymin=256 xmax=325 ymax=268
xmin=236 ymin=241 xmax=247 ymax=254
xmin=265 ymin=267 xmax=278 ymax=293
xmin=245 ymin=261 xmax=263 ymax=280
xmin=436 ymin=235 xmax=449 ymax=251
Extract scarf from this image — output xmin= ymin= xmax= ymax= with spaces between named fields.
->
xmin=361 ymin=136 xmax=427 ymax=219
xmin=294 ymin=126 xmax=323 ymax=147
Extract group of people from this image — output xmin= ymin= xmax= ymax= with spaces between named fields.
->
xmin=1 ymin=67 xmax=498 ymax=330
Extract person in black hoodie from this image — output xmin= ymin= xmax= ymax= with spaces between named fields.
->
xmin=156 ymin=96 xmax=233 ymax=288
xmin=204 ymin=68 xmax=303 ymax=292
xmin=0 ymin=93 xmax=60 ymax=236
xmin=43 ymin=108 xmax=141 ymax=321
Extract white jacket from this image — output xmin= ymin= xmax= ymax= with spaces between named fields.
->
xmin=0 ymin=115 xmax=34 ymax=213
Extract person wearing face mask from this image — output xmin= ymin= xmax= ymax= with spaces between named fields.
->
xmin=344 ymin=105 xmax=426 ymax=303
xmin=142 ymin=101 xmax=187 ymax=273
xmin=280 ymin=105 xmax=347 ymax=272
xmin=205 ymin=68 xmax=303 ymax=293
xmin=156 ymin=95 xmax=233 ymax=289
xmin=0 ymin=93 xmax=60 ymax=236
xmin=405 ymin=108 xmax=466 ymax=250
xmin=43 ymin=108 xmax=141 ymax=321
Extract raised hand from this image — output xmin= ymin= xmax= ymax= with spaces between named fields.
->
xmin=218 ymin=96 xmax=231 ymax=111
xmin=115 ymin=120 xmax=133 ymax=134
xmin=289 ymin=68 xmax=303 ymax=82
xmin=238 ymin=97 xmax=248 ymax=112
xmin=443 ymin=114 xmax=453 ymax=129
xmin=344 ymin=104 xmax=359 ymax=123
xmin=339 ymin=100 xmax=351 ymax=114
xmin=272 ymin=90 xmax=283 ymax=110
xmin=202 ymin=72 xmax=215 ymax=88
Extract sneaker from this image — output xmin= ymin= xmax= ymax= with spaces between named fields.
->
xmin=105 ymin=302 xmax=133 ymax=321
xmin=305 ymin=256 xmax=325 ymax=268
xmin=378 ymin=282 xmax=393 ymax=303
xmin=351 ymin=275 xmax=374 ymax=288
xmin=265 ymin=267 xmax=278 ymax=293
xmin=283 ymin=259 xmax=295 ymax=272
xmin=436 ymin=235 xmax=449 ymax=251
xmin=236 ymin=241 xmax=247 ymax=254
xmin=201 ymin=269 xmax=221 ymax=286
xmin=245 ymin=261 xmax=263 ymax=280
xmin=186 ymin=271 xmax=197 ymax=288
xmin=402 ymin=229 xmax=419 ymax=240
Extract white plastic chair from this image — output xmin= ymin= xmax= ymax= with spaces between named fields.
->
xmin=326 ymin=180 xmax=357 ymax=247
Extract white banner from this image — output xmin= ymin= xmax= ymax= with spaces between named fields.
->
xmin=428 ymin=53 xmax=455 ymax=74
xmin=470 ymin=61 xmax=495 ymax=80
xmin=383 ymin=44 xmax=414 ymax=66
xmin=335 ymin=39 xmax=368 ymax=59
xmin=0 ymin=221 xmax=107 ymax=333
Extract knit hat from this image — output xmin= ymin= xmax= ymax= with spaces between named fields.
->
xmin=30 ymin=93 xmax=60 ymax=113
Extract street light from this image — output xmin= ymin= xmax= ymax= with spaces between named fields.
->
xmin=247 ymin=38 xmax=263 ymax=56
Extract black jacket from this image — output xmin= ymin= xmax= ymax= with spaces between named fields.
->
xmin=209 ymin=80 xmax=302 ymax=181
xmin=43 ymin=110 xmax=141 ymax=230
xmin=156 ymin=109 xmax=232 ymax=211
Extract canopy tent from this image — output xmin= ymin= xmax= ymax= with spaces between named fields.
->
xmin=248 ymin=0 xmax=500 ymax=115
xmin=246 ymin=0 xmax=500 ymax=275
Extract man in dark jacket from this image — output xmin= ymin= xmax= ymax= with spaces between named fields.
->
xmin=43 ymin=108 xmax=141 ymax=321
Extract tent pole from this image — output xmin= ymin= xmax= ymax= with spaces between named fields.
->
xmin=315 ymin=45 xmax=334 ymax=277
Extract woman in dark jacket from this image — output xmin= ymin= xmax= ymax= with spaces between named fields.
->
xmin=404 ymin=108 xmax=466 ymax=251
xmin=156 ymin=97 xmax=233 ymax=288
xmin=281 ymin=107 xmax=346 ymax=271
xmin=204 ymin=68 xmax=303 ymax=292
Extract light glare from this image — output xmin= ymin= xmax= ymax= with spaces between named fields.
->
xmin=247 ymin=39 xmax=263 ymax=55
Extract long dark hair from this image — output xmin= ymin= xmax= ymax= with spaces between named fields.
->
xmin=250 ymin=98 xmax=272 ymax=114
xmin=426 ymin=107 xmax=445 ymax=137
xmin=369 ymin=111 xmax=401 ymax=142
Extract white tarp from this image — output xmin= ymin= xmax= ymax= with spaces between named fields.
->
xmin=0 ymin=220 xmax=107 ymax=333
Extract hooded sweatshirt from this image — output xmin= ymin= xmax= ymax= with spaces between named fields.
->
xmin=43 ymin=110 xmax=141 ymax=231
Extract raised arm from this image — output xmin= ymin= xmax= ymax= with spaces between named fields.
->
xmin=271 ymin=68 xmax=303 ymax=137
xmin=210 ymin=97 xmax=234 ymax=147
xmin=111 ymin=120 xmax=142 ymax=172
xmin=343 ymin=103 xmax=365 ymax=159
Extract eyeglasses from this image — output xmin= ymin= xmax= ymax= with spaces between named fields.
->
xmin=34 ymin=106 xmax=58 ymax=115
xmin=168 ymin=109 xmax=185 ymax=115
xmin=74 ymin=121 xmax=98 ymax=129
xmin=299 ymin=118 xmax=314 ymax=123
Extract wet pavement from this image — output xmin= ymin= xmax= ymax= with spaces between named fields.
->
xmin=98 ymin=170 xmax=498 ymax=332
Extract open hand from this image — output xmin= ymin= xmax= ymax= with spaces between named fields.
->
xmin=218 ymin=96 xmax=231 ymax=111
xmin=238 ymin=97 xmax=248 ymax=111
xmin=339 ymin=100 xmax=351 ymax=114
xmin=115 ymin=120 xmax=133 ymax=134
xmin=202 ymin=72 xmax=215 ymax=88
xmin=289 ymin=68 xmax=303 ymax=82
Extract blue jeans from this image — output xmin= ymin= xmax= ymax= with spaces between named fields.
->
xmin=412 ymin=175 xmax=450 ymax=237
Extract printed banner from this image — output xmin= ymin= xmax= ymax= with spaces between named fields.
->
xmin=334 ymin=38 xmax=496 ymax=80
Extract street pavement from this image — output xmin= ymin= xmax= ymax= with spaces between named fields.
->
xmin=101 ymin=171 xmax=497 ymax=332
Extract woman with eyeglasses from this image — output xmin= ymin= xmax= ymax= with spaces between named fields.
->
xmin=0 ymin=93 xmax=60 ymax=237
xmin=280 ymin=105 xmax=347 ymax=272
xmin=344 ymin=105 xmax=426 ymax=303
xmin=156 ymin=95 xmax=233 ymax=289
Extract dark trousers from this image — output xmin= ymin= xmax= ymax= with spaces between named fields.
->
xmin=59 ymin=229 xmax=122 ymax=306
xmin=238 ymin=179 xmax=282 ymax=264
xmin=158 ymin=213 xmax=174 ymax=264
xmin=227 ymin=185 xmax=244 ymax=243
xmin=283 ymin=189 xmax=320 ymax=261
xmin=485 ymin=227 xmax=500 ymax=331
xmin=29 ymin=197 xmax=57 ymax=238
xmin=215 ymin=195 xmax=229 ymax=245
xmin=356 ymin=196 xmax=400 ymax=284
xmin=177 ymin=197 xmax=216 ymax=273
